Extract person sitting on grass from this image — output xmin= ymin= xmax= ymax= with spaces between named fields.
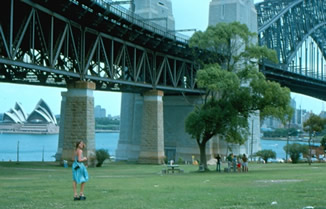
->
xmin=72 ymin=141 xmax=89 ymax=201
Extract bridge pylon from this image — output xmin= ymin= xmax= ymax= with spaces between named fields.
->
xmin=58 ymin=81 xmax=96 ymax=166
xmin=138 ymin=90 xmax=165 ymax=164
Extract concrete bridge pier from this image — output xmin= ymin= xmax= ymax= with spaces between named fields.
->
xmin=115 ymin=93 xmax=135 ymax=161
xmin=115 ymin=93 xmax=143 ymax=161
xmin=59 ymin=81 xmax=96 ymax=166
xmin=116 ymin=93 xmax=218 ymax=164
xmin=138 ymin=90 xmax=165 ymax=164
xmin=55 ymin=92 xmax=66 ymax=162
xmin=115 ymin=93 xmax=142 ymax=162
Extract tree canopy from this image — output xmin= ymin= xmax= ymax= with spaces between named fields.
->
xmin=283 ymin=143 xmax=308 ymax=164
xmin=185 ymin=22 xmax=292 ymax=170
xmin=303 ymin=113 xmax=326 ymax=165
xmin=303 ymin=114 xmax=325 ymax=135
xmin=255 ymin=149 xmax=276 ymax=163
xmin=321 ymin=136 xmax=326 ymax=151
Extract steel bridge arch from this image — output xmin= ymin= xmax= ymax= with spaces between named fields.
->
xmin=256 ymin=0 xmax=326 ymax=67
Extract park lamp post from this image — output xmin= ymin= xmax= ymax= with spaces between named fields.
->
xmin=308 ymin=130 xmax=315 ymax=166
xmin=17 ymin=141 xmax=19 ymax=163
xmin=285 ymin=120 xmax=291 ymax=163
xmin=251 ymin=118 xmax=254 ymax=161
xmin=286 ymin=129 xmax=289 ymax=163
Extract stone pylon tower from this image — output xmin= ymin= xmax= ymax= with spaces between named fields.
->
xmin=134 ymin=0 xmax=175 ymax=31
xmin=116 ymin=0 xmax=175 ymax=164
xmin=116 ymin=0 xmax=216 ymax=164
xmin=209 ymin=0 xmax=257 ymax=32
xmin=57 ymin=81 xmax=96 ymax=166
xmin=208 ymin=0 xmax=261 ymax=157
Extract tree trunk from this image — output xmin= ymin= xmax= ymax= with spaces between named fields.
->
xmin=308 ymin=137 xmax=312 ymax=166
xmin=199 ymin=142 xmax=208 ymax=171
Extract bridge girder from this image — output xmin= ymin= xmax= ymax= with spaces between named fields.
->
xmin=0 ymin=0 xmax=202 ymax=94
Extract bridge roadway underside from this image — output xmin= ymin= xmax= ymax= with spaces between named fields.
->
xmin=261 ymin=63 xmax=326 ymax=101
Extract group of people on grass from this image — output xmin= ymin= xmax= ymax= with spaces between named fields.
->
xmin=215 ymin=153 xmax=248 ymax=173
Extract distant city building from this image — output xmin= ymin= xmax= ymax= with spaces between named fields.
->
xmin=261 ymin=117 xmax=283 ymax=130
xmin=0 ymin=99 xmax=58 ymax=134
xmin=112 ymin=115 xmax=120 ymax=120
xmin=296 ymin=108 xmax=303 ymax=127
xmin=261 ymin=98 xmax=314 ymax=131
xmin=94 ymin=105 xmax=106 ymax=118
xmin=303 ymin=111 xmax=312 ymax=124
xmin=319 ymin=111 xmax=326 ymax=118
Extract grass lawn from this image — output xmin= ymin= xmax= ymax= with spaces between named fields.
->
xmin=0 ymin=161 xmax=326 ymax=209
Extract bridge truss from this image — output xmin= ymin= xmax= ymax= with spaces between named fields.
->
xmin=0 ymin=0 xmax=201 ymax=94
xmin=256 ymin=0 xmax=326 ymax=100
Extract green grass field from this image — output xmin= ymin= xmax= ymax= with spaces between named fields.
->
xmin=0 ymin=162 xmax=325 ymax=209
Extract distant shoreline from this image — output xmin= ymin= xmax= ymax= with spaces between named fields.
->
xmin=0 ymin=130 xmax=58 ymax=135
xmin=261 ymin=137 xmax=288 ymax=141
xmin=0 ymin=123 xmax=59 ymax=135
xmin=0 ymin=129 xmax=120 ymax=134
xmin=261 ymin=137 xmax=320 ymax=143
xmin=95 ymin=130 xmax=120 ymax=133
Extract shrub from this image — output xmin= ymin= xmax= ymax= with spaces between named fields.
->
xmin=283 ymin=143 xmax=308 ymax=163
xmin=96 ymin=149 xmax=110 ymax=167
xmin=255 ymin=150 xmax=276 ymax=163
xmin=320 ymin=136 xmax=326 ymax=151
xmin=177 ymin=157 xmax=183 ymax=165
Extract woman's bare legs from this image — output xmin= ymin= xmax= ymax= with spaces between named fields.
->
xmin=80 ymin=182 xmax=85 ymax=196
xmin=73 ymin=181 xmax=78 ymax=197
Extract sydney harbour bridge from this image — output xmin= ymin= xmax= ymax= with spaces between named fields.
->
xmin=0 ymin=0 xmax=326 ymax=163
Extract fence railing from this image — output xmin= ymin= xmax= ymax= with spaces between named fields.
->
xmin=91 ymin=0 xmax=189 ymax=44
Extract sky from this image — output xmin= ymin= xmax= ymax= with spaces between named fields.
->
xmin=0 ymin=0 xmax=324 ymax=116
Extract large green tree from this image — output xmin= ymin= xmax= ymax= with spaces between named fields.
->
xmin=303 ymin=113 xmax=326 ymax=165
xmin=185 ymin=22 xmax=292 ymax=170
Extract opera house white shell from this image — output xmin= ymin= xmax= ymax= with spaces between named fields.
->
xmin=1 ymin=99 xmax=59 ymax=134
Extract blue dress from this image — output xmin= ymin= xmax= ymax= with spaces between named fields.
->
xmin=72 ymin=156 xmax=89 ymax=184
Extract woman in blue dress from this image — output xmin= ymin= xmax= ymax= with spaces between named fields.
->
xmin=72 ymin=141 xmax=89 ymax=200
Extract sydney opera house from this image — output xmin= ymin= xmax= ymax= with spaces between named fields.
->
xmin=0 ymin=99 xmax=59 ymax=134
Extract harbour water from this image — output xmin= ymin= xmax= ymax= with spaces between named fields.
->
xmin=260 ymin=138 xmax=320 ymax=160
xmin=0 ymin=133 xmax=119 ymax=162
xmin=0 ymin=133 xmax=320 ymax=162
